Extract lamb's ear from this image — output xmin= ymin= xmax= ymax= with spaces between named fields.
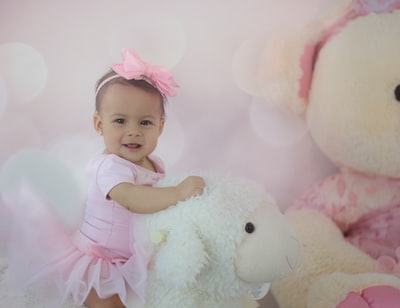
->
xmin=153 ymin=223 xmax=209 ymax=289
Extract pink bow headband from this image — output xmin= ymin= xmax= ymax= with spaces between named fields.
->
xmin=298 ymin=0 xmax=400 ymax=100
xmin=95 ymin=48 xmax=179 ymax=97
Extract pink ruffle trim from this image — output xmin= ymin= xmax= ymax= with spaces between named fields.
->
xmin=1 ymin=185 xmax=153 ymax=307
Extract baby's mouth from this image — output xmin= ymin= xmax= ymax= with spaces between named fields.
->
xmin=124 ymin=143 xmax=141 ymax=149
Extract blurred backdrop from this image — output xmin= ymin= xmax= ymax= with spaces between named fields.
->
xmin=0 ymin=0 xmax=348 ymax=306
xmin=0 ymin=0 xmax=343 ymax=211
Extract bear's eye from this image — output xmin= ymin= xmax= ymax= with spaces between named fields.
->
xmin=245 ymin=222 xmax=255 ymax=234
xmin=395 ymin=84 xmax=400 ymax=102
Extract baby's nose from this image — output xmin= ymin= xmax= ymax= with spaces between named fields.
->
xmin=127 ymin=125 xmax=141 ymax=136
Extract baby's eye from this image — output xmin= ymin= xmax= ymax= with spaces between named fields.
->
xmin=140 ymin=120 xmax=153 ymax=126
xmin=114 ymin=118 xmax=125 ymax=124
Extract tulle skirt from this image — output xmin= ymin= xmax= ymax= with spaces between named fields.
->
xmin=0 ymin=185 xmax=153 ymax=307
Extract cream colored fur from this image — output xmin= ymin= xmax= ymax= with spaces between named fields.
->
xmin=261 ymin=2 xmax=400 ymax=307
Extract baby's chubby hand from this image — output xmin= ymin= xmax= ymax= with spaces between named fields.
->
xmin=176 ymin=176 xmax=205 ymax=201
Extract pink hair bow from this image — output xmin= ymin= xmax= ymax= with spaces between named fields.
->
xmin=112 ymin=48 xmax=179 ymax=97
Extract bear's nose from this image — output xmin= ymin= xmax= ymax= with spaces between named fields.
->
xmin=395 ymin=84 xmax=400 ymax=102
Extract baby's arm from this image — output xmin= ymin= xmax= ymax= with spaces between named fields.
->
xmin=108 ymin=176 xmax=205 ymax=214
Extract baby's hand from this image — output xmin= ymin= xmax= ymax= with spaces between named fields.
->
xmin=176 ymin=176 xmax=205 ymax=201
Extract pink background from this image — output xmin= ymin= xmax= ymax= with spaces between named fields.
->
xmin=0 ymin=0 xmax=341 ymax=209
xmin=0 ymin=1 xmax=342 ymax=305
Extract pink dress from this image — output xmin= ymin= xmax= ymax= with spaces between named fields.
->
xmin=2 ymin=154 xmax=165 ymax=307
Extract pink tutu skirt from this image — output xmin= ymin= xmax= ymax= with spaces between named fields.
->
xmin=0 ymin=185 xmax=153 ymax=307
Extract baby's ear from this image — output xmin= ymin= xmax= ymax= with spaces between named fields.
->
xmin=158 ymin=117 xmax=165 ymax=135
xmin=153 ymin=223 xmax=209 ymax=289
xmin=93 ymin=112 xmax=103 ymax=135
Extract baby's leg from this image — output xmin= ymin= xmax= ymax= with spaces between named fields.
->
xmin=84 ymin=288 xmax=125 ymax=308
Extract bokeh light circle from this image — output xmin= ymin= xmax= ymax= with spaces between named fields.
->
xmin=45 ymin=133 xmax=104 ymax=187
xmin=0 ymin=112 xmax=41 ymax=163
xmin=106 ymin=12 xmax=186 ymax=69
xmin=0 ymin=150 xmax=84 ymax=229
xmin=232 ymin=37 xmax=265 ymax=96
xmin=0 ymin=43 xmax=47 ymax=104
xmin=0 ymin=77 xmax=7 ymax=116
xmin=155 ymin=110 xmax=185 ymax=169
xmin=249 ymin=97 xmax=308 ymax=147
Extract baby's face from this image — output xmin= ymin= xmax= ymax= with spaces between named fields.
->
xmin=94 ymin=83 xmax=164 ymax=167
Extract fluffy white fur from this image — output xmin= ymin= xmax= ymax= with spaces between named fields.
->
xmin=143 ymin=173 xmax=299 ymax=308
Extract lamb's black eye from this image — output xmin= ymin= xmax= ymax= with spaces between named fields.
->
xmin=245 ymin=222 xmax=255 ymax=234
xmin=395 ymin=84 xmax=400 ymax=102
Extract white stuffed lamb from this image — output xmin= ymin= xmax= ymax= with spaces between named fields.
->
xmin=143 ymin=173 xmax=300 ymax=308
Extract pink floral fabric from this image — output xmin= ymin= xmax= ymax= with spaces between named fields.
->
xmin=290 ymin=169 xmax=400 ymax=264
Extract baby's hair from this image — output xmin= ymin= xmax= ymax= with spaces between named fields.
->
xmin=95 ymin=69 xmax=167 ymax=117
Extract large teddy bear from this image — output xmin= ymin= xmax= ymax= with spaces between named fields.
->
xmin=0 ymin=172 xmax=299 ymax=308
xmin=260 ymin=0 xmax=400 ymax=307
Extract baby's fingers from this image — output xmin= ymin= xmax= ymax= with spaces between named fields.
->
xmin=192 ymin=177 xmax=205 ymax=196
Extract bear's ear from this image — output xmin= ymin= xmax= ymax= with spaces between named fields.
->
xmin=259 ymin=23 xmax=323 ymax=115
xmin=153 ymin=223 xmax=209 ymax=289
xmin=259 ymin=3 xmax=349 ymax=115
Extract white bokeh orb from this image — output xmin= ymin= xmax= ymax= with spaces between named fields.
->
xmin=0 ymin=149 xmax=84 ymax=229
xmin=0 ymin=112 xmax=42 ymax=163
xmin=0 ymin=43 xmax=47 ymax=104
xmin=249 ymin=97 xmax=308 ymax=147
xmin=106 ymin=12 xmax=186 ymax=69
xmin=155 ymin=110 xmax=185 ymax=169
xmin=45 ymin=133 xmax=104 ymax=189
xmin=232 ymin=37 xmax=266 ymax=96
xmin=0 ymin=77 xmax=7 ymax=116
